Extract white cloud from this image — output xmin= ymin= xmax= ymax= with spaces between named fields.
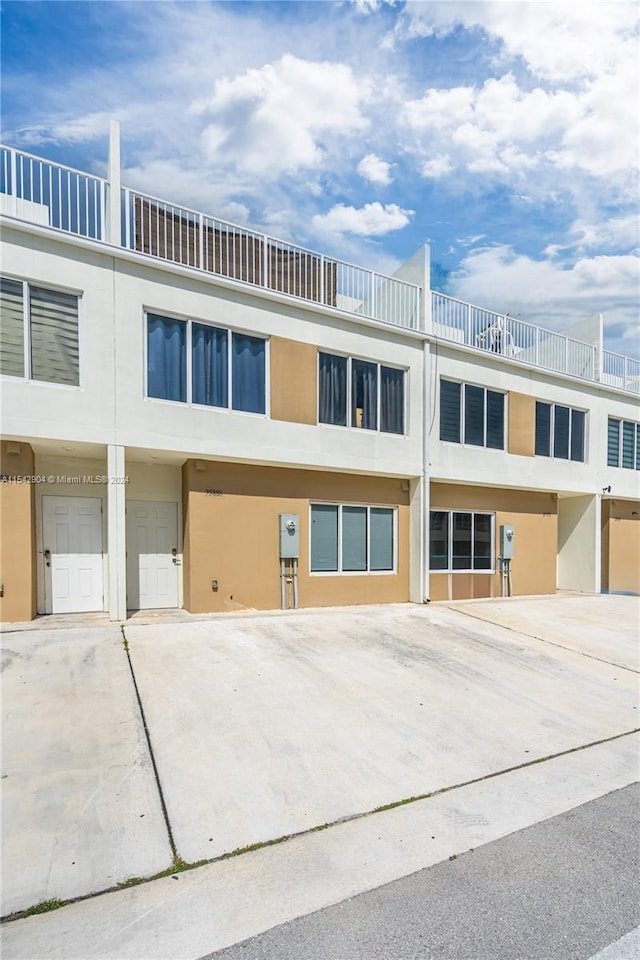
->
xmin=401 ymin=2 xmax=638 ymax=82
xmin=353 ymin=0 xmax=398 ymax=14
xmin=448 ymin=244 xmax=640 ymax=354
xmin=9 ymin=111 xmax=114 ymax=147
xmin=194 ymin=54 xmax=370 ymax=177
xmin=312 ymin=202 xmax=414 ymax=236
xmin=421 ymin=156 xmax=454 ymax=179
xmin=357 ymin=153 xmax=392 ymax=185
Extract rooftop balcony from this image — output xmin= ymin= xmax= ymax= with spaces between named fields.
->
xmin=1 ymin=142 xmax=638 ymax=395
xmin=431 ymin=292 xmax=640 ymax=395
xmin=0 ymin=145 xmax=420 ymax=332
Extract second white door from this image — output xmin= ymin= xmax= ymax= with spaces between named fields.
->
xmin=126 ymin=501 xmax=179 ymax=610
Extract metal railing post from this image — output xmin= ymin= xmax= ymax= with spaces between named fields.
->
xmin=319 ymin=254 xmax=325 ymax=305
xmin=106 ymin=119 xmax=121 ymax=245
xmin=263 ymin=233 xmax=269 ymax=290
xmin=10 ymin=147 xmax=17 ymax=200
xmin=198 ymin=213 xmax=204 ymax=271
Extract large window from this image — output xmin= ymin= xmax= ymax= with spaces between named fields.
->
xmin=607 ymin=417 xmax=640 ymax=470
xmin=535 ymin=402 xmax=586 ymax=462
xmin=318 ymin=352 xmax=405 ymax=435
xmin=310 ymin=504 xmax=396 ymax=573
xmin=439 ymin=379 xmax=505 ymax=449
xmin=429 ymin=510 xmax=494 ymax=572
xmin=147 ymin=313 xmax=266 ymax=414
xmin=0 ymin=277 xmax=80 ymax=386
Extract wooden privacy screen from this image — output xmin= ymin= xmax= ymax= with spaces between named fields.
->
xmin=134 ymin=198 xmax=337 ymax=306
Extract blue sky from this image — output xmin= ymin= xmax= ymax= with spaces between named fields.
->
xmin=2 ymin=0 xmax=638 ymax=356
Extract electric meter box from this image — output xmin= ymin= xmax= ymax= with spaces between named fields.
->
xmin=499 ymin=524 xmax=515 ymax=559
xmin=279 ymin=514 xmax=300 ymax=559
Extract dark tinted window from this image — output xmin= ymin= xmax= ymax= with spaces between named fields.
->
xmin=464 ymin=384 xmax=484 ymax=446
xmin=570 ymin=409 xmax=585 ymax=462
xmin=607 ymin=418 xmax=620 ymax=467
xmin=440 ymin=380 xmax=461 ymax=442
xmin=535 ymin=402 xmax=551 ymax=456
xmin=553 ymin=405 xmax=570 ymax=459
xmin=486 ymin=390 xmax=505 ymax=449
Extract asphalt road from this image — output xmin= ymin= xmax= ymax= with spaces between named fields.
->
xmin=206 ymin=783 xmax=640 ymax=960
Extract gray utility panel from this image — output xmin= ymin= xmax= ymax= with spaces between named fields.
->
xmin=279 ymin=514 xmax=300 ymax=559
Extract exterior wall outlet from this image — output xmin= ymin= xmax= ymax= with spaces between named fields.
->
xmin=212 ymin=579 xmax=218 ymax=591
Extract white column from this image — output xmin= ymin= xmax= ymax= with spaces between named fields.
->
xmin=106 ymin=118 xmax=121 ymax=246
xmin=107 ymin=444 xmax=127 ymax=620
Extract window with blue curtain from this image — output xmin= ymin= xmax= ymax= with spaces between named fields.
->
xmin=342 ymin=506 xmax=367 ymax=571
xmin=319 ymin=352 xmax=347 ymax=425
xmin=352 ymin=359 xmax=378 ymax=430
xmin=440 ymin=379 xmax=461 ymax=442
xmin=192 ymin=323 xmax=228 ymax=407
xmin=147 ymin=313 xmax=186 ymax=402
xmin=231 ymin=332 xmax=265 ymax=414
xmin=380 ymin=367 xmax=404 ymax=434
xmin=636 ymin=425 xmax=640 ymax=470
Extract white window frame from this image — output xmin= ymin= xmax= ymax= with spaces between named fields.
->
xmin=607 ymin=417 xmax=639 ymax=470
xmin=0 ymin=275 xmax=83 ymax=390
xmin=317 ymin=350 xmax=407 ymax=436
xmin=429 ymin=509 xmax=496 ymax=574
xmin=535 ymin=401 xmax=588 ymax=463
xmin=309 ymin=502 xmax=398 ymax=576
xmin=144 ymin=310 xmax=269 ymax=418
xmin=439 ymin=377 xmax=506 ymax=450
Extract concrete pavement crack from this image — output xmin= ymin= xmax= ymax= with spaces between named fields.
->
xmin=120 ymin=625 xmax=179 ymax=863
xmin=446 ymin=605 xmax=640 ymax=674
xmin=2 ymin=725 xmax=638 ymax=924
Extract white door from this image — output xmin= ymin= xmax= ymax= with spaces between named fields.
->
xmin=126 ymin=501 xmax=179 ymax=610
xmin=42 ymin=496 xmax=104 ymax=614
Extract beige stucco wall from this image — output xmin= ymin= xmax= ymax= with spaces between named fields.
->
xmin=0 ymin=441 xmax=36 ymax=622
xmin=270 ymin=336 xmax=318 ymax=425
xmin=602 ymin=499 xmax=640 ymax=595
xmin=182 ymin=459 xmax=410 ymax=612
xmin=429 ymin=482 xmax=558 ymax=600
xmin=508 ymin=392 xmax=535 ymax=457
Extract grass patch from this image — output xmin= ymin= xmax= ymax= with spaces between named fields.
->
xmin=23 ymin=899 xmax=67 ymax=917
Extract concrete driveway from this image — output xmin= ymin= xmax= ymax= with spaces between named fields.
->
xmin=1 ymin=595 xmax=638 ymax=919
xmin=1 ymin=627 xmax=171 ymax=917
xmin=125 ymin=596 xmax=638 ymax=864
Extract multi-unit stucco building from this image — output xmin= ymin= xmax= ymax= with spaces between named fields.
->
xmin=1 ymin=123 xmax=638 ymax=623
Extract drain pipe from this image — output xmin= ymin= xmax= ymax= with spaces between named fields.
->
xmin=422 ymin=336 xmax=430 ymax=603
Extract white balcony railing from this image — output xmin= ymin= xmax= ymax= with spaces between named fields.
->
xmin=121 ymin=186 xmax=420 ymax=329
xmin=0 ymin=145 xmax=107 ymax=241
xmin=602 ymin=350 xmax=640 ymax=395
xmin=432 ymin=291 xmax=599 ymax=382
xmin=2 ymin=142 xmax=638 ymax=389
